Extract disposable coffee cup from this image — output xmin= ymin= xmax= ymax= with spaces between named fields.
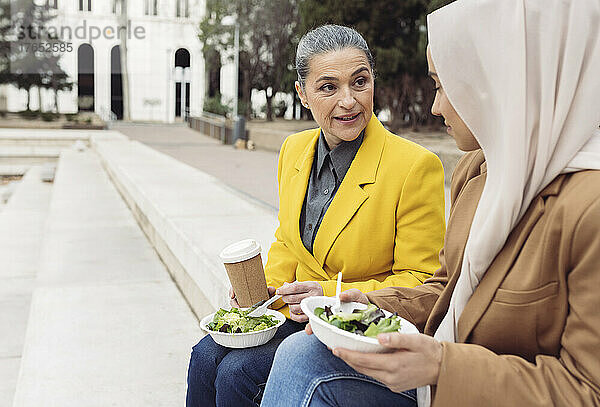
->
xmin=220 ymin=239 xmax=269 ymax=308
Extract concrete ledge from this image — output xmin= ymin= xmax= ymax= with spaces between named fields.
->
xmin=12 ymin=150 xmax=201 ymax=406
xmin=0 ymin=129 xmax=128 ymax=165
xmin=248 ymin=127 xmax=290 ymax=153
xmin=91 ymin=136 xmax=278 ymax=317
xmin=0 ymin=146 xmax=64 ymax=157
xmin=0 ymin=167 xmax=52 ymax=407
xmin=14 ymin=283 xmax=198 ymax=406
xmin=0 ymin=166 xmax=30 ymax=176
xmin=0 ymin=128 xmax=127 ymax=144
xmin=412 ymin=140 xmax=463 ymax=186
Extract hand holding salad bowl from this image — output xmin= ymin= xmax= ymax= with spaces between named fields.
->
xmin=301 ymin=288 xmax=443 ymax=393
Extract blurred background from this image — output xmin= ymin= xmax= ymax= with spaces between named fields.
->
xmin=0 ymin=2 xmax=459 ymax=406
xmin=0 ymin=0 xmax=453 ymax=132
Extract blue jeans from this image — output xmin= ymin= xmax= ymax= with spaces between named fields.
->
xmin=186 ymin=319 xmax=304 ymax=407
xmin=261 ymin=331 xmax=417 ymax=407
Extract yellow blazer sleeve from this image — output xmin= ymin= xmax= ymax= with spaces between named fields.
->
xmin=318 ymin=152 xmax=446 ymax=296
xmin=433 ymin=199 xmax=600 ymax=406
xmin=264 ymin=137 xmax=298 ymax=310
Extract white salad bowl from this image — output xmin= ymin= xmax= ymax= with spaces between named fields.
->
xmin=300 ymin=296 xmax=419 ymax=353
xmin=200 ymin=308 xmax=286 ymax=348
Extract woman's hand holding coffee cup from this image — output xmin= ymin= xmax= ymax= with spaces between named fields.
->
xmin=221 ymin=239 xmax=269 ymax=307
xmin=229 ymin=286 xmax=240 ymax=308
xmin=276 ymin=281 xmax=324 ymax=322
xmin=229 ymin=286 xmax=278 ymax=308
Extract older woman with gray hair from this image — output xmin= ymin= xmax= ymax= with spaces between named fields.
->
xmin=186 ymin=24 xmax=446 ymax=407
xmin=261 ymin=1 xmax=600 ymax=406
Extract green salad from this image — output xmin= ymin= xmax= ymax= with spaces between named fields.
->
xmin=314 ymin=304 xmax=401 ymax=337
xmin=207 ymin=308 xmax=279 ymax=334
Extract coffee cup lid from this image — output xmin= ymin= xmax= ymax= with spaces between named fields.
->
xmin=219 ymin=239 xmax=261 ymax=263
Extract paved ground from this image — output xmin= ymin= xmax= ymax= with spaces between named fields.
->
xmin=112 ymin=122 xmax=451 ymax=219
xmin=112 ymin=122 xmax=280 ymax=210
xmin=12 ymin=150 xmax=201 ymax=406
xmin=0 ymin=178 xmax=21 ymax=211
xmin=93 ymin=136 xmax=280 ymax=316
xmin=0 ymin=167 xmax=52 ymax=406
xmin=246 ymin=118 xmax=318 ymax=134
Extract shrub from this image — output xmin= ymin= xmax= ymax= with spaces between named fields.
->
xmin=237 ymin=99 xmax=250 ymax=118
xmin=65 ymin=113 xmax=77 ymax=122
xmin=41 ymin=112 xmax=58 ymax=122
xmin=203 ymin=95 xmax=230 ymax=117
xmin=18 ymin=110 xmax=39 ymax=120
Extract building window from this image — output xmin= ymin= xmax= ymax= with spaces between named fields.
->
xmin=176 ymin=0 xmax=188 ymax=18
xmin=111 ymin=46 xmax=124 ymax=120
xmin=79 ymin=0 xmax=91 ymax=12
xmin=77 ymin=44 xmax=95 ymax=112
xmin=144 ymin=0 xmax=157 ymax=15
xmin=112 ymin=0 xmax=122 ymax=14
xmin=174 ymin=48 xmax=191 ymax=118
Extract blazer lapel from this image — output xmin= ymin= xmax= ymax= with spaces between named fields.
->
xmin=424 ymin=170 xmax=487 ymax=336
xmin=456 ymin=177 xmax=566 ymax=342
xmin=288 ymin=129 xmax=326 ymax=276
xmin=312 ymin=115 xmax=385 ymax=269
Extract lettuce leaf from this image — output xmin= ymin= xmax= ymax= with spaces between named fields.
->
xmin=207 ymin=308 xmax=278 ymax=333
xmin=314 ymin=303 xmax=401 ymax=337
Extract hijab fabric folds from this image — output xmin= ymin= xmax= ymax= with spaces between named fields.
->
xmin=421 ymin=0 xmax=600 ymax=405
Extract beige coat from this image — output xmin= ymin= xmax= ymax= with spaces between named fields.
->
xmin=368 ymin=150 xmax=600 ymax=406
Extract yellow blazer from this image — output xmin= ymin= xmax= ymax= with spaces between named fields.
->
xmin=265 ymin=115 xmax=446 ymax=317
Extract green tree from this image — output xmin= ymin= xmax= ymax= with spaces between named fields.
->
xmin=0 ymin=1 xmax=11 ymax=71
xmin=0 ymin=0 xmax=71 ymax=113
xmin=204 ymin=47 xmax=222 ymax=98
xmin=198 ymin=0 xmax=299 ymax=120
xmin=428 ymin=0 xmax=455 ymax=12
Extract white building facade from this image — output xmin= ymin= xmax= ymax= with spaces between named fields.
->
xmin=2 ymin=0 xmax=205 ymax=123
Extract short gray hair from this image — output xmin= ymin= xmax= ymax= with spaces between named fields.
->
xmin=295 ymin=24 xmax=375 ymax=87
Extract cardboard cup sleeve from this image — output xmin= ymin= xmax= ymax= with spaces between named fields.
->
xmin=220 ymin=239 xmax=269 ymax=308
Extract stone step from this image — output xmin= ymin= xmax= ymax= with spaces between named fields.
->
xmin=0 ymin=166 xmax=30 ymax=177
xmin=0 ymin=129 xmax=127 ymax=166
xmin=0 ymin=128 xmax=127 ymax=145
xmin=0 ymin=129 xmax=88 ymax=147
xmin=12 ymin=149 xmax=201 ymax=407
xmin=0 ymin=167 xmax=52 ymax=407
xmin=0 ymin=146 xmax=60 ymax=166
xmin=91 ymin=135 xmax=279 ymax=319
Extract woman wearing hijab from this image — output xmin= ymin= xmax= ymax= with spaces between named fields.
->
xmin=260 ymin=0 xmax=600 ymax=406
xmin=186 ymin=25 xmax=446 ymax=407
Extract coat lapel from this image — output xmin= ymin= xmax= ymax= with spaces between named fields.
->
xmin=312 ymin=115 xmax=385 ymax=269
xmin=456 ymin=177 xmax=566 ymax=342
xmin=287 ymin=129 xmax=326 ymax=277
xmin=424 ymin=169 xmax=487 ymax=335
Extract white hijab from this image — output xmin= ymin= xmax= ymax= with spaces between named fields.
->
xmin=419 ymin=0 xmax=600 ymax=405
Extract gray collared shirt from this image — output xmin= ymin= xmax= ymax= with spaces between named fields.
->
xmin=299 ymin=130 xmax=364 ymax=254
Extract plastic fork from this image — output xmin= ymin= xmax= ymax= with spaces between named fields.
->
xmin=247 ymin=294 xmax=282 ymax=317
xmin=331 ymin=272 xmax=343 ymax=313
